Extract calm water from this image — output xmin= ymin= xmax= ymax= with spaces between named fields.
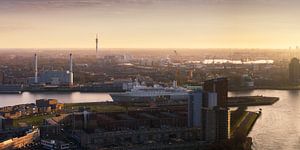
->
xmin=0 ymin=90 xmax=298 ymax=149
xmin=0 ymin=92 xmax=112 ymax=107
xmin=229 ymin=90 xmax=300 ymax=150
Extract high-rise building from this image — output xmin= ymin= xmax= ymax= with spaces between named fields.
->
xmin=215 ymin=107 xmax=230 ymax=141
xmin=188 ymin=91 xmax=203 ymax=128
xmin=188 ymin=78 xmax=230 ymax=142
xmin=202 ymin=107 xmax=230 ymax=142
xmin=202 ymin=108 xmax=216 ymax=141
xmin=203 ymin=92 xmax=218 ymax=108
xmin=203 ymin=78 xmax=228 ymax=108
xmin=0 ymin=72 xmax=4 ymax=85
xmin=188 ymin=92 xmax=229 ymax=142
xmin=289 ymin=57 xmax=300 ymax=82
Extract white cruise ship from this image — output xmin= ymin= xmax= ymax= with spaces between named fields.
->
xmin=110 ymin=81 xmax=189 ymax=102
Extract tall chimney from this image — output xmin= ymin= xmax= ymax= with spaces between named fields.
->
xmin=69 ymin=53 xmax=74 ymax=86
xmin=34 ymin=53 xmax=38 ymax=84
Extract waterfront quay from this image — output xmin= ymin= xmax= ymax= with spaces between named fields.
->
xmin=0 ymin=98 xmax=266 ymax=150
xmin=0 ymin=83 xmax=279 ymax=149
xmin=230 ymin=107 xmax=261 ymax=137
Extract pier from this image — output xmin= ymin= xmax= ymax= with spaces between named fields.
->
xmin=228 ymin=96 xmax=279 ymax=107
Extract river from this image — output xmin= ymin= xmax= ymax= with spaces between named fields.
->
xmin=229 ymin=90 xmax=300 ymax=150
xmin=0 ymin=92 xmax=112 ymax=107
xmin=0 ymin=90 xmax=298 ymax=149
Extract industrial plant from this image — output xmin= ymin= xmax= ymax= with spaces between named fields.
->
xmin=30 ymin=53 xmax=74 ymax=86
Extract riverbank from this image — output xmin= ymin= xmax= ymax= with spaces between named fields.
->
xmin=231 ymin=111 xmax=260 ymax=137
xmin=64 ymin=102 xmax=129 ymax=112
xmin=230 ymin=108 xmax=261 ymax=150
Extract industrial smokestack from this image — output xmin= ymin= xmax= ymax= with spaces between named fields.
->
xmin=69 ymin=53 xmax=74 ymax=86
xmin=70 ymin=53 xmax=73 ymax=72
xmin=34 ymin=53 xmax=38 ymax=84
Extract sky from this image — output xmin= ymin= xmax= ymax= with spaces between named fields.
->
xmin=1 ymin=0 xmax=300 ymax=49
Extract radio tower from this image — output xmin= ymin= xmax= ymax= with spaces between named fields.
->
xmin=96 ymin=34 xmax=99 ymax=54
xmin=34 ymin=53 xmax=38 ymax=84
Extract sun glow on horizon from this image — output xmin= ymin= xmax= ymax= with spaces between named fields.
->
xmin=1 ymin=0 xmax=300 ymax=49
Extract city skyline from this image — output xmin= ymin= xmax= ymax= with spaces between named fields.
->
xmin=1 ymin=0 xmax=300 ymax=49
xmin=0 ymin=1 xmax=299 ymax=149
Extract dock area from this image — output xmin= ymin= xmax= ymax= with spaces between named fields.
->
xmin=230 ymin=107 xmax=262 ymax=137
xmin=228 ymin=96 xmax=279 ymax=107
xmin=231 ymin=111 xmax=260 ymax=137
xmin=229 ymin=107 xmax=261 ymax=149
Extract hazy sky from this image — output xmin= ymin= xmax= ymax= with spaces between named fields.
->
xmin=1 ymin=0 xmax=300 ymax=49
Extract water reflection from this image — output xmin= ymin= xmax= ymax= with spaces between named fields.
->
xmin=0 ymin=92 xmax=112 ymax=107
xmin=230 ymin=90 xmax=300 ymax=150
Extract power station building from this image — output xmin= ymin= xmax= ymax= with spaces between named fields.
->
xmin=29 ymin=53 xmax=74 ymax=86
xmin=38 ymin=71 xmax=71 ymax=85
